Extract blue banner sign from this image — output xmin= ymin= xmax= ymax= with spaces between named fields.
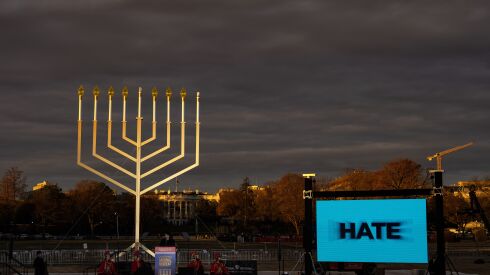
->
xmin=316 ymin=199 xmax=428 ymax=263
xmin=155 ymin=246 xmax=176 ymax=275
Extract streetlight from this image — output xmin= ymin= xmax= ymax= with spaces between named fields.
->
xmin=114 ymin=212 xmax=120 ymax=240
xmin=114 ymin=212 xmax=120 ymax=263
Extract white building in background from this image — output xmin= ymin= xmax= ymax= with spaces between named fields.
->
xmin=148 ymin=188 xmax=224 ymax=226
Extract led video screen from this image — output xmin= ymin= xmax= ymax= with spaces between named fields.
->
xmin=316 ymin=199 xmax=428 ymax=263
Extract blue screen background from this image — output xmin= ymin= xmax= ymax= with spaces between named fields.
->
xmin=316 ymin=199 xmax=428 ymax=263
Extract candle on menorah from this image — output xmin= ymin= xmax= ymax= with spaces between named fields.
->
xmin=77 ymin=85 xmax=200 ymax=256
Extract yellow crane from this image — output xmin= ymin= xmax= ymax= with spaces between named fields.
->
xmin=427 ymin=142 xmax=474 ymax=170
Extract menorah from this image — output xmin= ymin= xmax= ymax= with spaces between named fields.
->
xmin=76 ymin=85 xmax=200 ymax=256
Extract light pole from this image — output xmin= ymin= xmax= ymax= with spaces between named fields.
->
xmin=115 ymin=212 xmax=120 ymax=262
xmin=115 ymin=212 xmax=120 ymax=240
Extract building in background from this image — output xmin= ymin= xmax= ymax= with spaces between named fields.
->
xmin=147 ymin=188 xmax=231 ymax=225
xmin=454 ymin=180 xmax=490 ymax=199
xmin=32 ymin=180 xmax=50 ymax=191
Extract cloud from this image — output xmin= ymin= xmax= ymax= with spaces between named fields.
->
xmin=0 ymin=0 xmax=489 ymax=192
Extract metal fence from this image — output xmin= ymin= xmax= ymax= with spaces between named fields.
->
xmin=2 ymin=244 xmax=489 ymax=266
xmin=0 ymin=249 xmax=304 ymax=266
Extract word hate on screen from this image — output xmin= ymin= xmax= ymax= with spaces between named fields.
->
xmin=316 ymin=199 xmax=428 ymax=263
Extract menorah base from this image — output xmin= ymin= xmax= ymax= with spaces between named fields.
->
xmin=118 ymin=242 xmax=156 ymax=258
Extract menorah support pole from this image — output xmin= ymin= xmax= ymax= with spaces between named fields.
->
xmin=135 ymin=88 xmax=143 ymax=246
xmin=140 ymin=243 xmax=155 ymax=257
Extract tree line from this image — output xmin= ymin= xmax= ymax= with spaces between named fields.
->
xmin=1 ymin=159 xmax=488 ymax=238
xmin=217 ymin=158 xmax=433 ymax=235
xmin=0 ymin=168 xmax=177 ymax=237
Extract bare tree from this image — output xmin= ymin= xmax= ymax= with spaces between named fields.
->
xmin=68 ymin=180 xmax=116 ymax=237
xmin=272 ymin=173 xmax=304 ymax=236
xmin=29 ymin=183 xmax=65 ymax=235
xmin=217 ymin=189 xmax=242 ymax=218
xmin=379 ymin=159 xmax=426 ymax=189
xmin=0 ymin=167 xmax=27 ymax=202
xmin=255 ymin=186 xmax=280 ymax=222
xmin=327 ymin=169 xmax=378 ymax=191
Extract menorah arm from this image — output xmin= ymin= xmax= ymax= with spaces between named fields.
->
xmin=77 ymin=121 xmax=136 ymax=195
xmin=92 ymin=121 xmax=137 ymax=179
xmin=141 ymin=123 xmax=171 ymax=162
xmin=141 ymin=121 xmax=157 ymax=146
xmin=107 ymin=121 xmax=136 ymax=162
xmin=141 ymin=154 xmax=184 ymax=179
xmin=142 ymin=94 xmax=172 ymax=161
xmin=140 ymin=121 xmax=185 ymax=178
xmin=141 ymin=163 xmax=198 ymax=195
xmin=122 ymin=121 xmax=138 ymax=146
xmin=140 ymin=122 xmax=200 ymax=195
xmin=77 ymin=162 xmax=136 ymax=195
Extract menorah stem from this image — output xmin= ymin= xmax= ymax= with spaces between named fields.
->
xmin=135 ymin=111 xmax=143 ymax=246
xmin=138 ymin=87 xmax=142 ymax=117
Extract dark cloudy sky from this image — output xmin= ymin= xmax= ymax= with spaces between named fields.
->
xmin=1 ymin=0 xmax=489 ymax=193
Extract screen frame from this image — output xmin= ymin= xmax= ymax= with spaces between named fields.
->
xmin=315 ymin=198 xmax=429 ymax=264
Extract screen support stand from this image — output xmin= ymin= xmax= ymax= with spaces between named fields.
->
xmin=302 ymin=174 xmax=314 ymax=275
xmin=304 ymin=174 xmax=436 ymax=274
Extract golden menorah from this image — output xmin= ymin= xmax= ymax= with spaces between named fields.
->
xmin=77 ymin=85 xmax=200 ymax=256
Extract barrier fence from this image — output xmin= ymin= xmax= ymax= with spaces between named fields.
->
xmin=0 ymin=249 xmax=305 ymax=266
xmin=1 ymin=244 xmax=489 ymax=266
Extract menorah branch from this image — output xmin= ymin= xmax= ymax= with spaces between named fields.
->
xmin=141 ymin=121 xmax=171 ymax=162
xmin=141 ymin=122 xmax=157 ymax=146
xmin=141 ymin=92 xmax=200 ymax=193
xmin=141 ymin=121 xmax=199 ymax=194
xmin=141 ymin=94 xmax=172 ymax=161
xmin=121 ymin=88 xmax=138 ymax=146
xmin=141 ymin=121 xmax=185 ymax=178
xmin=140 ymin=93 xmax=186 ymax=177
xmin=107 ymin=121 xmax=137 ymax=162
xmin=93 ymin=120 xmax=137 ymax=178
xmin=77 ymin=120 xmax=136 ymax=195
xmin=91 ymin=94 xmax=137 ymax=178
xmin=122 ymin=121 xmax=138 ymax=146
xmin=140 ymin=91 xmax=159 ymax=146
